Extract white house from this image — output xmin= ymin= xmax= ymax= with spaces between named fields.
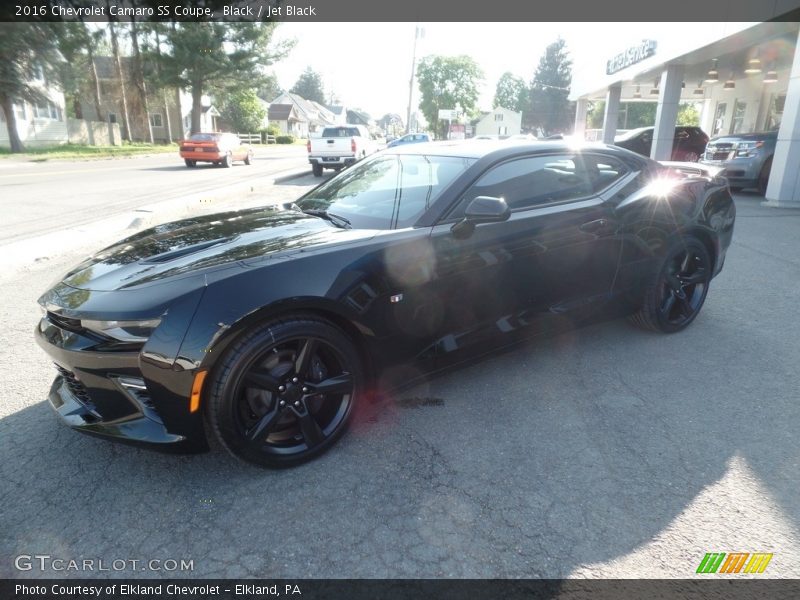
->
xmin=474 ymin=107 xmax=523 ymax=137
xmin=0 ymin=67 xmax=68 ymax=148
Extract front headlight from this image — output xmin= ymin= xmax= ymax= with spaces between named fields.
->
xmin=735 ymin=141 xmax=764 ymax=157
xmin=80 ymin=318 xmax=162 ymax=343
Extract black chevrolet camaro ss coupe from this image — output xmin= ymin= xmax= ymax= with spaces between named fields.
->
xmin=36 ymin=141 xmax=735 ymax=467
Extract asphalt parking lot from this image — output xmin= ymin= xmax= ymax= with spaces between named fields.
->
xmin=1 ymin=182 xmax=799 ymax=579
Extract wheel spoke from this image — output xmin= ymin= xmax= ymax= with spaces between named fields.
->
xmin=679 ymin=269 xmax=707 ymax=285
xmin=246 ymin=405 xmax=282 ymax=443
xmin=677 ymin=294 xmax=693 ymax=317
xmin=306 ymin=372 xmax=353 ymax=396
xmin=244 ymin=368 xmax=280 ymax=392
xmin=660 ymin=291 xmax=677 ymax=316
xmin=295 ymin=407 xmax=325 ymax=447
xmin=294 ymin=338 xmax=319 ymax=376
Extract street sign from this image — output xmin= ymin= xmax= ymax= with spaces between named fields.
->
xmin=438 ymin=109 xmax=460 ymax=120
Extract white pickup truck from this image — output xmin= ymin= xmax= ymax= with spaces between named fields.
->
xmin=307 ymin=124 xmax=378 ymax=177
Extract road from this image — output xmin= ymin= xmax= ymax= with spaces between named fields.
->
xmin=0 ymin=146 xmax=309 ymax=245
xmin=0 ymin=180 xmax=799 ymax=579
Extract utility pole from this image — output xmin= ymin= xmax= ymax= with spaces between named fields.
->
xmin=405 ymin=26 xmax=423 ymax=135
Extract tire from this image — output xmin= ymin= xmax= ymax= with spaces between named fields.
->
xmin=757 ymin=157 xmax=773 ymax=195
xmin=184 ymin=159 xmax=196 ymax=168
xmin=244 ymin=151 xmax=253 ymax=166
xmin=312 ymin=163 xmax=323 ymax=177
xmin=205 ymin=317 xmax=363 ymax=468
xmin=222 ymin=152 xmax=232 ymax=168
xmin=629 ymin=236 xmax=712 ymax=333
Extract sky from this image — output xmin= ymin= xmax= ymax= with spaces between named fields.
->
xmin=268 ymin=22 xmax=747 ymax=120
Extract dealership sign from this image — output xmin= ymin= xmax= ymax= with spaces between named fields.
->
xmin=606 ymin=40 xmax=657 ymax=75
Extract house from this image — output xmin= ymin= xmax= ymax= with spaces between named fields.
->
xmin=0 ymin=67 xmax=68 ymax=148
xmin=267 ymin=103 xmax=305 ymax=137
xmin=80 ymin=56 xmax=217 ymax=143
xmin=269 ymin=92 xmax=336 ymax=138
xmin=474 ymin=107 xmax=522 ymax=137
xmin=326 ymin=105 xmax=347 ymax=125
xmin=346 ymin=109 xmax=372 ymax=127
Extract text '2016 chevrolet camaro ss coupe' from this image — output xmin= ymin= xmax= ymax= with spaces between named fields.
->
xmin=35 ymin=141 xmax=735 ymax=467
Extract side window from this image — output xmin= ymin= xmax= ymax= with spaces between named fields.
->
xmin=457 ymin=154 xmax=593 ymax=214
xmin=583 ymin=154 xmax=630 ymax=193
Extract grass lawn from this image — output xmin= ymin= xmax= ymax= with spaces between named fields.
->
xmin=0 ymin=142 xmax=179 ymax=161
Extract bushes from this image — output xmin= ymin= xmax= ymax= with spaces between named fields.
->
xmin=275 ymin=135 xmax=295 ymax=144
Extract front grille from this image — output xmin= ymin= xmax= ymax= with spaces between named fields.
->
xmin=704 ymin=144 xmax=734 ymax=161
xmin=54 ymin=364 xmax=100 ymax=422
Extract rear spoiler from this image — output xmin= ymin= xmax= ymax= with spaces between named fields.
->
xmin=659 ymin=161 xmax=725 ymax=179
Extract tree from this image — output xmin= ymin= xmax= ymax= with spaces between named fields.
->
xmin=493 ymin=72 xmax=528 ymax=114
xmin=158 ymin=23 xmax=293 ymax=135
xmin=289 ymin=67 xmax=325 ymax=104
xmin=0 ymin=23 xmax=59 ymax=153
xmin=416 ymin=55 xmax=483 ymax=139
xmin=257 ymin=73 xmax=282 ymax=103
xmin=221 ymin=89 xmax=266 ymax=133
xmin=528 ymin=38 xmax=573 ymax=136
xmin=676 ymin=102 xmax=700 ymax=126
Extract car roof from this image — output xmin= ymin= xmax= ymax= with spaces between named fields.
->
xmin=381 ymin=139 xmax=633 ymax=160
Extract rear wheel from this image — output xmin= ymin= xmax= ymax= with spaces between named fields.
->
xmin=629 ymin=236 xmax=712 ymax=333
xmin=205 ymin=317 xmax=362 ymax=468
xmin=312 ymin=163 xmax=323 ymax=177
xmin=222 ymin=152 xmax=232 ymax=168
xmin=184 ymin=159 xmax=196 ymax=168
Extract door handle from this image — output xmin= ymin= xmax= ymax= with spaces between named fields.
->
xmin=580 ymin=218 xmax=608 ymax=233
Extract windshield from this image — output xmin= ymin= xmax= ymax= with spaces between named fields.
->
xmin=296 ymin=154 xmax=475 ymax=230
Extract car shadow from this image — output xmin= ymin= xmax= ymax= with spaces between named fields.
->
xmin=3 ymin=302 xmax=798 ymax=578
xmin=139 ymin=165 xmax=244 ymax=172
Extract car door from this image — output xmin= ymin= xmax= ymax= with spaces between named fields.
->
xmin=424 ymin=151 xmax=628 ymax=360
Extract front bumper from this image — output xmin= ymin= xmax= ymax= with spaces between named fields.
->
xmin=700 ymin=157 xmax=762 ymax=188
xmin=35 ymin=315 xmax=208 ymax=453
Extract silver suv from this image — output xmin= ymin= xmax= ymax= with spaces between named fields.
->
xmin=701 ymin=131 xmax=777 ymax=194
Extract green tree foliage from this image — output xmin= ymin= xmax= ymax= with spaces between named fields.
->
xmin=493 ymin=72 xmax=528 ymax=114
xmin=416 ymin=55 xmax=483 ymax=139
xmin=676 ymin=102 xmax=701 ymax=126
xmin=528 ymin=38 xmax=573 ymax=136
xmin=586 ymin=101 xmax=658 ymax=130
xmin=0 ymin=23 xmax=60 ymax=152
xmin=221 ymin=89 xmax=266 ymax=133
xmin=289 ymin=67 xmax=325 ymax=104
xmin=158 ymin=23 xmax=293 ymax=135
xmin=257 ymin=73 xmax=282 ymax=103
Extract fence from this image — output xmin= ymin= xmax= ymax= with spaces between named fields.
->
xmin=237 ymin=132 xmax=277 ymax=144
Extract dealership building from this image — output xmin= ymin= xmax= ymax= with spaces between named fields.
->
xmin=570 ymin=11 xmax=800 ymax=207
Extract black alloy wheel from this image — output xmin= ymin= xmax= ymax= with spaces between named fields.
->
xmin=630 ymin=237 xmax=711 ymax=333
xmin=205 ymin=317 xmax=362 ymax=467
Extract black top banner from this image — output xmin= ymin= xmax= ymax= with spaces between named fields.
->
xmin=2 ymin=0 xmax=800 ymax=22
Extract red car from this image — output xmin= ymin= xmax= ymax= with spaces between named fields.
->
xmin=179 ymin=132 xmax=253 ymax=168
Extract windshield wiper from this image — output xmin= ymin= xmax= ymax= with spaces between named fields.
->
xmin=301 ymin=208 xmax=352 ymax=229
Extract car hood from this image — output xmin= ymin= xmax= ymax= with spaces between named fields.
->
xmin=61 ymin=207 xmax=375 ymax=291
xmin=709 ymin=132 xmax=778 ymax=143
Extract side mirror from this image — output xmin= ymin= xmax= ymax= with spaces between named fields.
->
xmin=451 ymin=196 xmax=510 ymax=238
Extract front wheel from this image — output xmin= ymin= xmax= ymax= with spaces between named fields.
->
xmin=629 ymin=236 xmax=712 ymax=333
xmin=244 ymin=151 xmax=253 ymax=165
xmin=205 ymin=317 xmax=363 ymax=468
xmin=758 ymin=157 xmax=773 ymax=195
